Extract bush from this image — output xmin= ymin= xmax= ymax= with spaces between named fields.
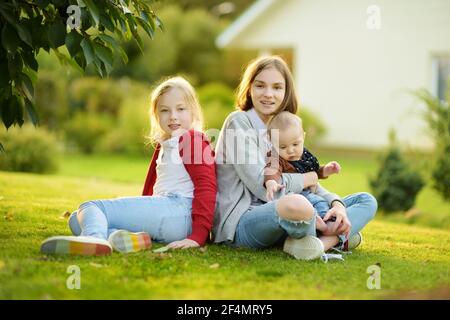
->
xmin=414 ymin=89 xmax=450 ymax=200
xmin=98 ymin=92 xmax=151 ymax=156
xmin=64 ymin=112 xmax=114 ymax=154
xmin=432 ymin=144 xmax=450 ymax=199
xmin=299 ymin=107 xmax=327 ymax=146
xmin=0 ymin=125 xmax=60 ymax=173
xmin=198 ymin=82 xmax=235 ymax=132
xmin=370 ymin=132 xmax=425 ymax=213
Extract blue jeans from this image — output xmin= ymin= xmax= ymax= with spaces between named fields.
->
xmin=302 ymin=191 xmax=330 ymax=218
xmin=68 ymin=194 xmax=193 ymax=244
xmin=233 ymin=192 xmax=377 ymax=249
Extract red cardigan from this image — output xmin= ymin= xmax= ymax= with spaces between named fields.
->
xmin=142 ymin=130 xmax=217 ymax=246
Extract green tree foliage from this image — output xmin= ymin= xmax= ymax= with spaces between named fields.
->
xmin=0 ymin=0 xmax=161 ymax=151
xmin=112 ymin=5 xmax=224 ymax=85
xmin=415 ymin=89 xmax=450 ymax=200
xmin=370 ymin=131 xmax=425 ymax=213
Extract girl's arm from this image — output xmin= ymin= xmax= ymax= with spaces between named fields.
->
xmin=179 ymin=130 xmax=217 ymax=247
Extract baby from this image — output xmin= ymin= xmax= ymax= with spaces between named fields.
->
xmin=264 ymin=111 xmax=341 ymax=234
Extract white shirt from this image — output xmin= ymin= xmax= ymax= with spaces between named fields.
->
xmin=153 ymin=136 xmax=194 ymax=198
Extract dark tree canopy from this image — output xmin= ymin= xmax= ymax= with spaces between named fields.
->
xmin=0 ymin=0 xmax=161 ymax=151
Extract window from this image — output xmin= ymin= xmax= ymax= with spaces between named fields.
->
xmin=432 ymin=56 xmax=450 ymax=102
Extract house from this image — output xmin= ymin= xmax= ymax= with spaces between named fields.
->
xmin=217 ymin=0 xmax=450 ymax=149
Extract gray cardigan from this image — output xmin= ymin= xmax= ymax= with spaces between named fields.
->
xmin=212 ymin=110 xmax=343 ymax=243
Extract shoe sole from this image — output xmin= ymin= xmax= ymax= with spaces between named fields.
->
xmin=283 ymin=236 xmax=324 ymax=260
xmin=109 ymin=231 xmax=151 ymax=253
xmin=41 ymin=237 xmax=112 ymax=256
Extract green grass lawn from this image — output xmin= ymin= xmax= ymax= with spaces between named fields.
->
xmin=0 ymin=153 xmax=449 ymax=299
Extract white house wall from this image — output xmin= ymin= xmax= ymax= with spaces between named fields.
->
xmin=224 ymin=0 xmax=450 ymax=149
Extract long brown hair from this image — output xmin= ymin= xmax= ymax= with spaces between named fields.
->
xmin=235 ymin=55 xmax=299 ymax=114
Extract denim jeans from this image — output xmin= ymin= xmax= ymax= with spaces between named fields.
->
xmin=302 ymin=190 xmax=330 ymax=218
xmin=68 ymin=194 xmax=192 ymax=244
xmin=233 ymin=192 xmax=377 ymax=249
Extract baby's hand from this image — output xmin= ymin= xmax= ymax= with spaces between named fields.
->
xmin=323 ymin=161 xmax=341 ymax=178
xmin=265 ymin=180 xmax=285 ymax=202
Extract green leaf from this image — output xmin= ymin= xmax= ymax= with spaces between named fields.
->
xmin=97 ymin=34 xmax=118 ymax=49
xmin=136 ymin=17 xmax=153 ymax=39
xmin=21 ymin=50 xmax=38 ymax=72
xmin=24 ymin=99 xmax=39 ymax=126
xmin=93 ymin=57 xmax=105 ymax=77
xmin=100 ymin=13 xmax=115 ymax=32
xmin=0 ymin=62 xmax=9 ymax=86
xmin=84 ymin=0 xmax=100 ymax=26
xmin=16 ymin=96 xmax=24 ymax=127
xmin=2 ymin=96 xmax=17 ymax=129
xmin=48 ymin=19 xmax=66 ymax=48
xmin=7 ymin=54 xmax=22 ymax=80
xmin=37 ymin=0 xmax=50 ymax=9
xmin=1 ymin=24 xmax=20 ymax=52
xmin=15 ymin=23 xmax=32 ymax=47
xmin=0 ymin=142 xmax=4 ymax=153
xmin=156 ymin=16 xmax=164 ymax=32
xmin=92 ymin=41 xmax=113 ymax=74
xmin=19 ymin=73 xmax=34 ymax=102
xmin=65 ymin=30 xmax=83 ymax=58
xmin=97 ymin=34 xmax=128 ymax=64
xmin=80 ymin=38 xmax=95 ymax=65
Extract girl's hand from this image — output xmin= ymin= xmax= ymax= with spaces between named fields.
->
xmin=323 ymin=202 xmax=351 ymax=236
xmin=167 ymin=238 xmax=200 ymax=249
xmin=265 ymin=180 xmax=285 ymax=201
xmin=315 ymin=215 xmax=328 ymax=232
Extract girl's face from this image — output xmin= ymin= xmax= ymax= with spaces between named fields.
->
xmin=250 ymin=67 xmax=286 ymax=123
xmin=156 ymin=87 xmax=193 ymax=138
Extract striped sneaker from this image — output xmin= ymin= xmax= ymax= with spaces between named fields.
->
xmin=40 ymin=236 xmax=112 ymax=256
xmin=108 ymin=230 xmax=152 ymax=253
xmin=283 ymin=235 xmax=325 ymax=260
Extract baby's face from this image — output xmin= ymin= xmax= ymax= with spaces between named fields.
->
xmin=272 ymin=125 xmax=305 ymax=161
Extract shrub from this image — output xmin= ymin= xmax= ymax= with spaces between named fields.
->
xmin=432 ymin=144 xmax=450 ymax=199
xmin=0 ymin=125 xmax=60 ymax=173
xmin=198 ymin=82 xmax=235 ymax=132
xmin=299 ymin=107 xmax=327 ymax=146
xmin=414 ymin=89 xmax=450 ymax=200
xmin=64 ymin=112 xmax=114 ymax=154
xmin=98 ymin=93 xmax=151 ymax=156
xmin=370 ymin=132 xmax=425 ymax=213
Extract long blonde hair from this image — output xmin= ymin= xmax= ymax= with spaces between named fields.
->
xmin=149 ymin=76 xmax=204 ymax=143
xmin=236 ymin=55 xmax=299 ymax=115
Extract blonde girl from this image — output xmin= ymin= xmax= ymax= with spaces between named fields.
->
xmin=41 ymin=77 xmax=216 ymax=255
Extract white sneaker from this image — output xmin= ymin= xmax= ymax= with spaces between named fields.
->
xmin=108 ymin=230 xmax=152 ymax=253
xmin=40 ymin=236 xmax=112 ymax=256
xmin=283 ymin=235 xmax=325 ymax=260
xmin=347 ymin=232 xmax=363 ymax=251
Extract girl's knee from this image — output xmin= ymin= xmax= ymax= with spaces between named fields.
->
xmin=78 ymin=200 xmax=101 ymax=212
xmin=358 ymin=192 xmax=378 ymax=220
xmin=276 ymin=194 xmax=315 ymax=222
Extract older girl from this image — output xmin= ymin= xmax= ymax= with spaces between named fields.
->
xmin=213 ymin=56 xmax=377 ymax=260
